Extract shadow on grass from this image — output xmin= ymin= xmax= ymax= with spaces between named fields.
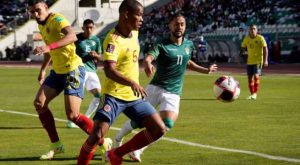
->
xmin=0 ymin=156 xmax=102 ymax=162
xmin=0 ymin=126 xmax=71 ymax=130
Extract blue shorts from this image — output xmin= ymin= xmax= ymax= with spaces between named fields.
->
xmin=93 ymin=94 xmax=156 ymax=126
xmin=247 ymin=64 xmax=262 ymax=76
xmin=43 ymin=66 xmax=85 ymax=99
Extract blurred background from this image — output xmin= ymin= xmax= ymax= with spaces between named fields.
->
xmin=0 ymin=0 xmax=299 ymax=64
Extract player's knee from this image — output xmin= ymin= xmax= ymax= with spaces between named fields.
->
xmin=163 ymin=118 xmax=174 ymax=130
xmin=153 ymin=122 xmax=168 ymax=140
xmin=33 ymin=99 xmax=43 ymax=111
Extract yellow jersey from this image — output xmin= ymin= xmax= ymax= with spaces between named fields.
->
xmin=241 ymin=34 xmax=267 ymax=65
xmin=38 ymin=13 xmax=82 ymax=74
xmin=102 ymin=29 xmax=140 ymax=101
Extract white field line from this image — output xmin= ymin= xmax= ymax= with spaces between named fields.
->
xmin=1 ymin=109 xmax=300 ymax=163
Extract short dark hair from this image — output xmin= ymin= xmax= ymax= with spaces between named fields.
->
xmin=83 ymin=19 xmax=94 ymax=26
xmin=119 ymin=0 xmax=143 ymax=13
xmin=168 ymin=12 xmax=185 ymax=23
xmin=28 ymin=0 xmax=46 ymax=6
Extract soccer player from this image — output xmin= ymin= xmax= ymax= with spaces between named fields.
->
xmin=77 ymin=0 xmax=166 ymax=165
xmin=240 ymin=24 xmax=268 ymax=100
xmin=114 ymin=13 xmax=217 ymax=162
xmin=66 ymin=19 xmax=103 ymax=128
xmin=28 ymin=0 xmax=95 ymax=160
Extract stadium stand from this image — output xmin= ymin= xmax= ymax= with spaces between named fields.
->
xmin=136 ymin=0 xmax=300 ymax=63
xmin=0 ymin=0 xmax=299 ymax=63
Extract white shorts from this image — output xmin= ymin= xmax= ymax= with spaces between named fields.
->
xmin=84 ymin=71 xmax=101 ymax=91
xmin=145 ymin=84 xmax=180 ymax=114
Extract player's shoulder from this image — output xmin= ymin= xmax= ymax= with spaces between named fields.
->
xmin=105 ymin=28 xmax=121 ymax=42
xmin=91 ymin=35 xmax=100 ymax=41
xmin=256 ymin=34 xmax=265 ymax=40
xmin=76 ymin=33 xmax=84 ymax=40
xmin=50 ymin=13 xmax=67 ymax=23
xmin=183 ymin=37 xmax=194 ymax=45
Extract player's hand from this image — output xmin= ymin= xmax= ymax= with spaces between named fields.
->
xmin=144 ymin=62 xmax=155 ymax=78
xmin=38 ymin=70 xmax=46 ymax=85
xmin=130 ymin=81 xmax=148 ymax=99
xmin=89 ymin=51 xmax=97 ymax=57
xmin=264 ymin=61 xmax=268 ymax=67
xmin=33 ymin=45 xmax=50 ymax=55
xmin=208 ymin=64 xmax=218 ymax=73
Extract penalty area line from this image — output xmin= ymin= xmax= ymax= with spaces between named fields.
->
xmin=1 ymin=109 xmax=300 ymax=163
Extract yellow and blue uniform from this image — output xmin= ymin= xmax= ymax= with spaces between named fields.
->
xmin=241 ymin=34 xmax=267 ymax=65
xmin=102 ymin=29 xmax=140 ymax=101
xmin=38 ymin=13 xmax=83 ymax=74
xmin=94 ymin=28 xmax=155 ymax=126
xmin=40 ymin=13 xmax=85 ymax=98
xmin=242 ymin=34 xmax=267 ymax=75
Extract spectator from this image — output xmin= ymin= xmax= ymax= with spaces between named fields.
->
xmin=196 ymin=35 xmax=208 ymax=63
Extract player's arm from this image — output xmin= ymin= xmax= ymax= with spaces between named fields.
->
xmin=187 ymin=60 xmax=217 ymax=74
xmin=240 ymin=47 xmax=246 ymax=56
xmin=103 ymin=61 xmax=147 ymax=98
xmin=38 ymin=53 xmax=51 ymax=85
xmin=89 ymin=51 xmax=102 ymax=62
xmin=263 ymin=46 xmax=268 ymax=67
xmin=143 ymin=54 xmax=156 ymax=77
xmin=33 ymin=26 xmax=77 ymax=55
xmin=90 ymin=38 xmax=102 ymax=62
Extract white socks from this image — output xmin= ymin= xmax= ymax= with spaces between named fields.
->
xmin=85 ymin=97 xmax=99 ymax=118
xmin=115 ymin=120 xmax=134 ymax=143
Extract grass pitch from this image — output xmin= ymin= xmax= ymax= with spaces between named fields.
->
xmin=0 ymin=67 xmax=299 ymax=165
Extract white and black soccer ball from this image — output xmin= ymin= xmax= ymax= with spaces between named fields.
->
xmin=213 ymin=76 xmax=240 ymax=102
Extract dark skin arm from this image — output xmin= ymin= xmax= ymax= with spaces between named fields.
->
xmin=89 ymin=51 xmax=102 ymax=62
xmin=33 ymin=26 xmax=77 ymax=55
xmin=103 ymin=61 xmax=147 ymax=98
xmin=38 ymin=53 xmax=51 ymax=85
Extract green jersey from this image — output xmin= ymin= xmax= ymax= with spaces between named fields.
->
xmin=75 ymin=33 xmax=102 ymax=72
xmin=148 ymin=37 xmax=194 ymax=95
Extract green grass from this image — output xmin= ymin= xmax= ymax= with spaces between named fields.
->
xmin=0 ymin=67 xmax=300 ymax=165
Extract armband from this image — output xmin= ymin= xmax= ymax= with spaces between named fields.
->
xmin=48 ymin=42 xmax=59 ymax=50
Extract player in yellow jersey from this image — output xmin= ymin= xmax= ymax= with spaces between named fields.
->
xmin=240 ymin=24 xmax=268 ymax=100
xmin=28 ymin=0 xmax=97 ymax=160
xmin=77 ymin=0 xmax=166 ymax=165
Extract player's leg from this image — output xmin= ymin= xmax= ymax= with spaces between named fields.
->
xmin=108 ymin=100 xmax=166 ymax=163
xmin=114 ymin=120 xmax=139 ymax=148
xmin=77 ymin=119 xmax=110 ymax=165
xmin=129 ymin=91 xmax=180 ymax=162
xmin=78 ymin=94 xmax=123 ymax=165
xmin=114 ymin=84 xmax=160 ymax=148
xmin=85 ymin=88 xmax=101 ymax=118
xmin=246 ymin=65 xmax=256 ymax=99
xmin=253 ymin=64 xmax=262 ymax=99
xmin=64 ymin=66 xmax=93 ymax=134
xmin=33 ymin=71 xmax=64 ymax=160
xmin=84 ymin=72 xmax=102 ymax=118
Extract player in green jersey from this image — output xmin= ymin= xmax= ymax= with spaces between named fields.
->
xmin=67 ymin=19 xmax=103 ymax=128
xmin=114 ymin=13 xmax=217 ymax=162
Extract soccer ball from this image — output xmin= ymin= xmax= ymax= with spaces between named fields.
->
xmin=213 ymin=76 xmax=240 ymax=102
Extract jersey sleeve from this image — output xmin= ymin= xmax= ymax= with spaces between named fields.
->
xmin=103 ymin=38 xmax=120 ymax=62
xmin=147 ymin=37 xmax=163 ymax=59
xmin=241 ymin=37 xmax=247 ymax=48
xmin=260 ymin=36 xmax=267 ymax=47
xmin=95 ymin=37 xmax=102 ymax=54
